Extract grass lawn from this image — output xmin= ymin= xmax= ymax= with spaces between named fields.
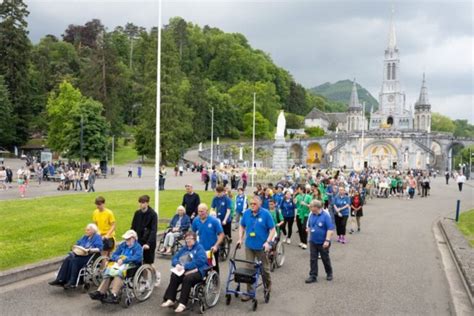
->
xmin=113 ymin=143 xmax=139 ymax=165
xmin=457 ymin=209 xmax=474 ymax=247
xmin=0 ymin=190 xmax=215 ymax=271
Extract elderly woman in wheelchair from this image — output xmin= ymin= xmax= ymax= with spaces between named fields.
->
xmin=89 ymin=229 xmax=143 ymax=304
xmin=161 ymin=231 xmax=210 ymax=313
xmin=159 ymin=206 xmax=191 ymax=255
xmin=49 ymin=223 xmax=103 ymax=289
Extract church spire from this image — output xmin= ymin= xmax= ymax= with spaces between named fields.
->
xmin=416 ymin=73 xmax=430 ymax=106
xmin=388 ymin=6 xmax=397 ymax=50
xmin=349 ymin=78 xmax=361 ymax=109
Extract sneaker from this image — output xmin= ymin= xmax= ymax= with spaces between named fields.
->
xmin=241 ymin=295 xmax=252 ymax=302
xmin=327 ymin=275 xmax=333 ymax=281
xmin=357 ymin=228 xmax=360 ymax=232
xmin=298 ymin=243 xmax=303 ymax=248
xmin=286 ymin=238 xmax=291 ymax=245
xmin=341 ymin=236 xmax=347 ymax=244
xmin=161 ymin=299 xmax=175 ymax=307
xmin=349 ymin=229 xmax=354 ymax=234
xmin=175 ymin=303 xmax=186 ymax=313
xmin=305 ymin=276 xmax=317 ymax=284
xmin=63 ymin=282 xmax=75 ymax=290
xmin=336 ymin=236 xmax=341 ymax=243
xmin=89 ymin=291 xmax=105 ymax=301
xmin=301 ymin=244 xmax=307 ymax=249
xmin=103 ymin=294 xmax=119 ymax=304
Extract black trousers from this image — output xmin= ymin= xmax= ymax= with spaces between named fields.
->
xmin=296 ymin=216 xmax=308 ymax=244
xmin=445 ymin=176 xmax=449 ymax=184
xmin=56 ymin=254 xmax=91 ymax=285
xmin=309 ymin=242 xmax=332 ymax=278
xmin=164 ymin=271 xmax=202 ymax=305
xmin=222 ymin=222 xmax=232 ymax=238
xmin=281 ymin=217 xmax=294 ymax=238
xmin=458 ymin=183 xmax=463 ymax=192
xmin=335 ymin=215 xmax=348 ymax=236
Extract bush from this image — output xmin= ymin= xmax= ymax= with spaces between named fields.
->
xmin=305 ymin=127 xmax=325 ymax=137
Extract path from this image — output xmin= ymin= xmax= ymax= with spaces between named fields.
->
xmin=1 ymin=178 xmax=473 ymax=315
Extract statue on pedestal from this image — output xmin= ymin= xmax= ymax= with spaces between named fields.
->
xmin=275 ymin=110 xmax=286 ymax=140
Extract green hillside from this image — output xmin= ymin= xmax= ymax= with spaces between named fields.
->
xmin=309 ymin=79 xmax=379 ymax=112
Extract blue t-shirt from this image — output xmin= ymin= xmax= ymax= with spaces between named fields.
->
xmin=334 ymin=195 xmax=351 ymax=216
xmin=273 ymin=192 xmax=284 ymax=210
xmin=280 ymin=199 xmax=295 ymax=218
xmin=261 ymin=195 xmax=271 ymax=210
xmin=211 ymin=195 xmax=232 ymax=224
xmin=240 ymin=208 xmax=275 ymax=251
xmin=307 ymin=211 xmax=334 ymax=244
xmin=192 ymin=216 xmax=223 ymax=251
xmin=76 ymin=233 xmax=103 ymax=251
xmin=235 ymin=194 xmax=247 ymax=215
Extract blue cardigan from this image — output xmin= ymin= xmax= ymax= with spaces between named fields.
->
xmin=111 ymin=241 xmax=143 ymax=265
xmin=168 ymin=214 xmax=191 ymax=232
xmin=76 ymin=233 xmax=103 ymax=251
xmin=172 ymin=242 xmax=209 ymax=277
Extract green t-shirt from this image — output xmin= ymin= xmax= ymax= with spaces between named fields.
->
xmin=269 ymin=209 xmax=282 ymax=234
xmin=391 ymin=178 xmax=397 ymax=188
xmin=296 ymin=193 xmax=311 ymax=220
xmin=319 ymin=183 xmax=328 ymax=202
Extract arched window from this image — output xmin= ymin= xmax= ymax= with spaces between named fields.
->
xmin=421 ymin=115 xmax=425 ymax=130
xmin=392 ymin=63 xmax=396 ymax=80
xmin=416 ymin=116 xmax=420 ymax=129
xmin=387 ymin=63 xmax=391 ymax=80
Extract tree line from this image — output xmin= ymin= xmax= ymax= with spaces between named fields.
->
xmin=0 ymin=1 xmax=470 ymax=163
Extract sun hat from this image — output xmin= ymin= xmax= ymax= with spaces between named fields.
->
xmin=122 ymin=229 xmax=138 ymax=240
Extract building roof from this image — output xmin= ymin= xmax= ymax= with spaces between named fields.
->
xmin=348 ymin=78 xmax=362 ymax=111
xmin=388 ymin=6 xmax=397 ymax=49
xmin=305 ymin=107 xmax=328 ymax=120
xmin=326 ymin=112 xmax=347 ymax=123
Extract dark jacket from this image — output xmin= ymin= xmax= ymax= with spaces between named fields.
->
xmin=182 ymin=192 xmax=201 ymax=217
xmin=131 ymin=207 xmax=158 ymax=246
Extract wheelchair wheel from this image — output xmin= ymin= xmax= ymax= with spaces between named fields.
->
xmin=252 ymin=299 xmax=258 ymax=311
xmin=133 ymin=265 xmax=156 ymax=302
xmin=173 ymin=239 xmax=184 ymax=255
xmin=121 ymin=294 xmax=132 ymax=308
xmin=199 ymin=301 xmax=205 ymax=314
xmin=204 ymin=270 xmax=220 ymax=308
xmin=275 ymin=242 xmax=285 ymax=268
xmin=86 ymin=255 xmax=108 ymax=287
xmin=225 ymin=294 xmax=231 ymax=305
xmin=219 ymin=237 xmax=230 ymax=262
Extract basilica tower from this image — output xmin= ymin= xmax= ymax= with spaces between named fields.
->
xmin=414 ymin=73 xmax=431 ymax=132
xmin=369 ymin=9 xmax=413 ymax=130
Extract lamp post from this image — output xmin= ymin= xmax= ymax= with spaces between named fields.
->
xmin=154 ymin=0 xmax=163 ymax=217
xmin=80 ymin=114 xmax=84 ymax=172
xmin=251 ymin=92 xmax=256 ymax=188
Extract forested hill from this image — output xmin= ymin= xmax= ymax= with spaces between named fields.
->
xmin=0 ymin=0 xmax=346 ymax=163
xmin=309 ymin=80 xmax=379 ymax=112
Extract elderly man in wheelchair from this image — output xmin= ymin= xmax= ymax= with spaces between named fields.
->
xmin=161 ymin=231 xmax=220 ymax=313
xmin=159 ymin=205 xmax=191 ymax=255
xmin=49 ymin=223 xmax=103 ymax=289
xmin=89 ymin=229 xmax=143 ymax=304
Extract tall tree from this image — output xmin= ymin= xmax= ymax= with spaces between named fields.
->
xmin=0 ymin=0 xmax=31 ymax=144
xmin=0 ymin=75 xmax=15 ymax=148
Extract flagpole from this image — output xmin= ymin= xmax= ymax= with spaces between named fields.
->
xmin=155 ymin=0 xmax=162 ymax=217
xmin=251 ymin=92 xmax=256 ymax=188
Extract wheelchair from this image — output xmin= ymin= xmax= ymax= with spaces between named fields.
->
xmin=266 ymin=235 xmax=285 ymax=272
xmin=55 ymin=252 xmax=108 ymax=291
xmin=101 ymin=264 xmax=156 ymax=308
xmin=225 ymin=244 xmax=270 ymax=311
xmin=183 ymin=252 xmax=221 ymax=314
xmin=157 ymin=229 xmax=185 ymax=256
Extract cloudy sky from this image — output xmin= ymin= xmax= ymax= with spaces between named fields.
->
xmin=26 ymin=0 xmax=473 ymax=122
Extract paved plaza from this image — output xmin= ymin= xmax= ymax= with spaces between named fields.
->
xmin=1 ymin=176 xmax=472 ymax=315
